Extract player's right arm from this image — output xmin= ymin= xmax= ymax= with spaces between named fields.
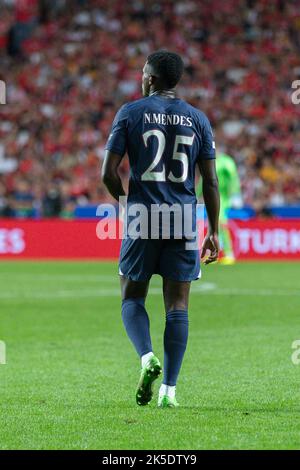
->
xmin=102 ymin=104 xmax=128 ymax=201
xmin=102 ymin=151 xmax=126 ymax=201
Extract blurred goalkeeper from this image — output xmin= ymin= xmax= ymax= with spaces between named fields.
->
xmin=197 ymin=151 xmax=242 ymax=264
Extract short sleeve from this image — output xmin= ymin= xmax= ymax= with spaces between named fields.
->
xmin=105 ymin=104 xmax=128 ymax=157
xmin=199 ymin=114 xmax=216 ymax=160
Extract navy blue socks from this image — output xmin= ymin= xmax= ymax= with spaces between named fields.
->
xmin=122 ymin=301 xmax=188 ymax=387
xmin=163 ymin=310 xmax=189 ymax=386
xmin=121 ymin=298 xmax=152 ymax=357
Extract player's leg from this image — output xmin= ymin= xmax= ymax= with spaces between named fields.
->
xmin=121 ymin=276 xmax=162 ymax=406
xmin=119 ymin=237 xmax=163 ymax=405
xmin=219 ymin=202 xmax=235 ymax=264
xmin=220 ymin=222 xmax=235 ymax=261
xmin=157 ymin=238 xmax=200 ymax=408
xmin=121 ymin=276 xmax=151 ymax=359
xmin=158 ymin=278 xmax=191 ymax=408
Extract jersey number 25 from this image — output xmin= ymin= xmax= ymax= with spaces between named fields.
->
xmin=141 ymin=129 xmax=195 ymax=183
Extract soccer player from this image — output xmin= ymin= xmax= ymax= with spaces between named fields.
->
xmin=102 ymin=51 xmax=220 ymax=408
xmin=197 ymin=151 xmax=241 ymax=264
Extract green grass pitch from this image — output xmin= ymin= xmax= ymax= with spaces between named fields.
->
xmin=0 ymin=261 xmax=299 ymax=450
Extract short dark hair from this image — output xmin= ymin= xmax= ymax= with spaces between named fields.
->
xmin=147 ymin=50 xmax=184 ymax=88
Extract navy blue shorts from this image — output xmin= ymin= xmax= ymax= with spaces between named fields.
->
xmin=119 ymin=237 xmax=201 ymax=282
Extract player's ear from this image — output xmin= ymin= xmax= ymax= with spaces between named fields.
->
xmin=149 ymin=74 xmax=157 ymax=86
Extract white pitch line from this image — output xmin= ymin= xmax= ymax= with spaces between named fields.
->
xmin=0 ymin=284 xmax=300 ymax=300
xmin=0 ymin=274 xmax=117 ymax=282
xmin=207 ymin=288 xmax=300 ymax=297
xmin=0 ymin=283 xmax=214 ymax=299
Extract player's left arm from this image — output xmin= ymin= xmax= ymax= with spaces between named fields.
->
xmin=198 ymin=159 xmax=220 ymax=264
xmin=197 ymin=114 xmax=220 ymax=264
xmin=102 ymin=104 xmax=128 ymax=201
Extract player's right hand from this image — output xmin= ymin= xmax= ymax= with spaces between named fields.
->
xmin=201 ymin=233 xmax=220 ymax=265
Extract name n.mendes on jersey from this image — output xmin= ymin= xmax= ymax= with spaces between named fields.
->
xmin=144 ymin=113 xmax=193 ymax=127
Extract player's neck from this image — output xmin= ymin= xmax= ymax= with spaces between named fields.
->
xmin=149 ymin=89 xmax=176 ymax=99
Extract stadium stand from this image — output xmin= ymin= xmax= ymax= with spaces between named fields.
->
xmin=0 ymin=0 xmax=299 ymax=218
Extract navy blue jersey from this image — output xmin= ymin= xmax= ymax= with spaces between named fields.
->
xmin=105 ymin=94 xmax=215 ymax=238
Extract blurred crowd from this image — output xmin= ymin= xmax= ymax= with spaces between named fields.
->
xmin=0 ymin=0 xmax=300 ymax=218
